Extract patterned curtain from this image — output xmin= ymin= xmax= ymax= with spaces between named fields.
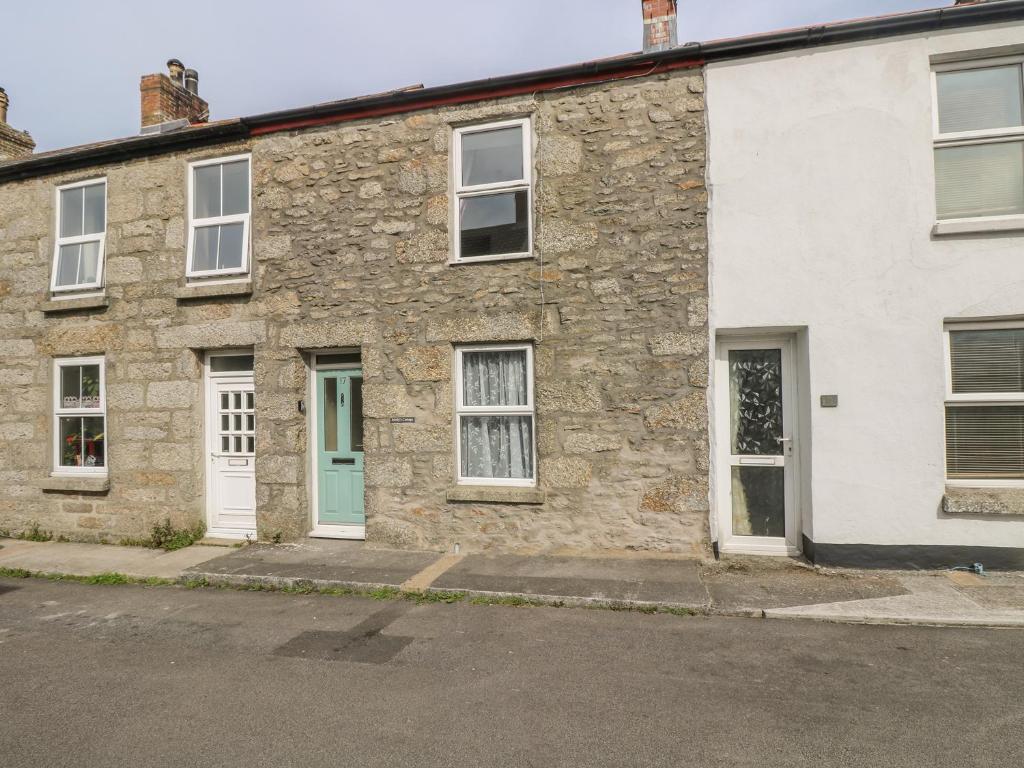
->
xmin=461 ymin=351 xmax=532 ymax=479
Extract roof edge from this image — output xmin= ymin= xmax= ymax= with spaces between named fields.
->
xmin=1 ymin=0 xmax=1021 ymax=183
xmin=0 ymin=121 xmax=247 ymax=183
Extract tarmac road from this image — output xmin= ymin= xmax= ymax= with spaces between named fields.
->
xmin=0 ymin=578 xmax=1021 ymax=767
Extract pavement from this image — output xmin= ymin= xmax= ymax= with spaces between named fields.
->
xmin=2 ymin=536 xmax=1024 ymax=626
xmin=0 ymin=538 xmax=227 ymax=579
xmin=1 ymin=578 xmax=1022 ymax=767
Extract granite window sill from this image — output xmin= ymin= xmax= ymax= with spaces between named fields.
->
xmin=40 ymin=293 xmax=109 ymax=314
xmin=175 ymin=279 xmax=252 ymax=301
xmin=446 ymin=486 xmax=545 ymax=505
xmin=41 ymin=475 xmax=110 ymax=494
xmin=943 ymin=486 xmax=1024 ymax=517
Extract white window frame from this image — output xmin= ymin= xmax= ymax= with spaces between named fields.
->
xmin=932 ymin=56 xmax=1024 ymax=235
xmin=52 ymin=356 xmax=107 ymax=476
xmin=186 ymin=153 xmax=252 ymax=279
xmin=51 ymin=178 xmax=107 ymax=293
xmin=944 ymin=321 xmax=1024 ymax=487
xmin=451 ymin=118 xmax=533 ymax=264
xmin=454 ymin=343 xmax=537 ymax=487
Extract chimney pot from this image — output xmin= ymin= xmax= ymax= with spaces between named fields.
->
xmin=0 ymin=87 xmax=8 ymax=124
xmin=167 ymin=58 xmax=185 ymax=86
xmin=183 ymin=68 xmax=199 ymax=96
xmin=642 ymin=0 xmax=678 ymax=54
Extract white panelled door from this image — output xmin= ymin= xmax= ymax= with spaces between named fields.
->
xmin=206 ymin=358 xmax=256 ymax=538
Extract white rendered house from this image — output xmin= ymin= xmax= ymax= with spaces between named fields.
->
xmin=705 ymin=8 xmax=1024 ymax=567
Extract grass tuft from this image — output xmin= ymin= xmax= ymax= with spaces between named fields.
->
xmin=17 ymin=522 xmax=53 ymax=543
xmin=469 ymin=594 xmax=553 ymax=608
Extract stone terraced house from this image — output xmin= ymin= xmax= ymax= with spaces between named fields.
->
xmin=0 ymin=0 xmax=1023 ymax=568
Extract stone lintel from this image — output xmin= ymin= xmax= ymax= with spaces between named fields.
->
xmin=943 ymin=486 xmax=1024 ymax=517
xmin=175 ymin=279 xmax=253 ymax=301
xmin=41 ymin=475 xmax=110 ymax=494
xmin=40 ymin=294 xmax=110 ymax=314
xmin=155 ymin=320 xmax=266 ymax=349
xmin=446 ymin=486 xmax=545 ymax=505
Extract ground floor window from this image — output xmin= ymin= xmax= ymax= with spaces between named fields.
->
xmin=945 ymin=325 xmax=1024 ymax=480
xmin=455 ymin=343 xmax=535 ymax=486
xmin=53 ymin=356 xmax=106 ymax=474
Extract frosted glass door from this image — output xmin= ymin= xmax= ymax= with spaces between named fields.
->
xmin=718 ymin=338 xmax=799 ymax=553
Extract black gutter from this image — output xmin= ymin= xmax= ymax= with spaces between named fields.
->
xmin=0 ymin=121 xmax=247 ymax=183
xmin=1 ymin=0 xmax=1021 ymax=182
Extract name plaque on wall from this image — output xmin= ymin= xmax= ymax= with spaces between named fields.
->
xmin=390 ymin=417 xmax=416 ymax=424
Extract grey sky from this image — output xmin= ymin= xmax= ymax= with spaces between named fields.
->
xmin=4 ymin=0 xmax=944 ymax=152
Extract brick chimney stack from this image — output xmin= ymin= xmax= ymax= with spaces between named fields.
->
xmin=0 ymin=87 xmax=36 ymax=161
xmin=140 ymin=59 xmax=209 ymax=134
xmin=643 ymin=0 xmax=678 ymax=53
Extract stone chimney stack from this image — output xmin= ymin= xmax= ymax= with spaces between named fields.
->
xmin=642 ymin=0 xmax=678 ymax=54
xmin=139 ymin=59 xmax=209 ymax=134
xmin=0 ymin=87 xmax=36 ymax=161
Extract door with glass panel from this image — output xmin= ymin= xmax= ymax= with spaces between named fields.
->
xmin=716 ymin=338 xmax=799 ymax=554
xmin=205 ymin=354 xmax=256 ymax=538
xmin=316 ymin=368 xmax=365 ymax=528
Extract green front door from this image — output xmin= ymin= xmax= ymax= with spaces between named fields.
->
xmin=316 ymin=368 xmax=365 ymax=526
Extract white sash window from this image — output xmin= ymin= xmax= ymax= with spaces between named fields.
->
xmin=933 ymin=57 xmax=1024 ymax=233
xmin=455 ymin=344 xmax=536 ymax=486
xmin=52 ymin=179 xmax=106 ymax=292
xmin=187 ymin=155 xmax=251 ymax=278
xmin=945 ymin=324 xmax=1024 ymax=484
xmin=53 ymin=357 xmax=106 ymax=475
xmin=452 ymin=119 xmax=533 ymax=263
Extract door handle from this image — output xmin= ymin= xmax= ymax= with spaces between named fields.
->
xmin=780 ymin=437 xmax=794 ymax=456
xmin=332 ymin=458 xmax=355 ymax=465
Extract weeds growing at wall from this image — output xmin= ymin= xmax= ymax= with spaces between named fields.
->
xmin=122 ymin=519 xmax=206 ymax=551
xmin=17 ymin=522 xmax=53 ymax=542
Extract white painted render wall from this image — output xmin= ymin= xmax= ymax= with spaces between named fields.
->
xmin=706 ymin=22 xmax=1024 ymax=548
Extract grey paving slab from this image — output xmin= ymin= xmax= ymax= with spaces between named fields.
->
xmin=766 ymin=574 xmax=1024 ymax=627
xmin=703 ymin=564 xmax=908 ymax=611
xmin=432 ymin=553 xmax=708 ymax=606
xmin=188 ymin=539 xmax=439 ymax=587
xmin=0 ymin=539 xmax=229 ymax=579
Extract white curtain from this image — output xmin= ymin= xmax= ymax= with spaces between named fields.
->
xmin=461 ymin=351 xmax=533 ymax=479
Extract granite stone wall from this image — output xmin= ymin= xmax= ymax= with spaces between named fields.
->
xmin=0 ymin=68 xmax=710 ymax=554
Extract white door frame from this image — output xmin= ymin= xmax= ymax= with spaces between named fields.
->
xmin=204 ymin=351 xmax=257 ymax=540
xmin=714 ymin=336 xmax=802 ymax=556
xmin=308 ymin=350 xmax=366 ymax=540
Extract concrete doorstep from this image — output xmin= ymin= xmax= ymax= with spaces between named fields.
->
xmin=3 ymin=537 xmax=1024 ymax=627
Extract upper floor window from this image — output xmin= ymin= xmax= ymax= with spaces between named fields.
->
xmin=53 ymin=356 xmax=106 ymax=475
xmin=52 ymin=179 xmax=106 ymax=292
xmin=945 ymin=324 xmax=1024 ymax=483
xmin=452 ymin=119 xmax=532 ymax=263
xmin=187 ymin=155 xmax=251 ymax=278
xmin=934 ymin=58 xmax=1024 ymax=224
